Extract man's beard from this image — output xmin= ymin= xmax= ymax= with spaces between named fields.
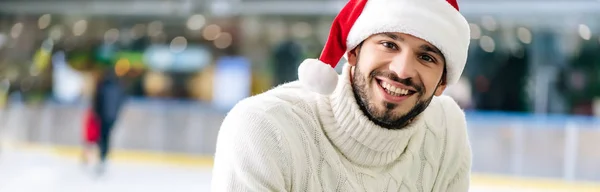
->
xmin=351 ymin=64 xmax=436 ymax=130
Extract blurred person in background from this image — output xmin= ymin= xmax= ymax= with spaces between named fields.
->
xmin=272 ymin=39 xmax=304 ymax=85
xmin=212 ymin=0 xmax=472 ymax=191
xmin=92 ymin=68 xmax=128 ymax=176
xmin=80 ymin=106 xmax=101 ymax=168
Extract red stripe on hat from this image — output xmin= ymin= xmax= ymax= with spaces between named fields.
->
xmin=446 ymin=0 xmax=459 ymax=10
xmin=319 ymin=0 xmax=368 ymax=68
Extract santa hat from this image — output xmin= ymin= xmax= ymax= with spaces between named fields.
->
xmin=298 ymin=0 xmax=471 ymax=95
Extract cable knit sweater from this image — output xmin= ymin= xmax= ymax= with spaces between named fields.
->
xmin=211 ymin=64 xmax=472 ymax=192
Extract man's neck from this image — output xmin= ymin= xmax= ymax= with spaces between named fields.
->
xmin=319 ymin=63 xmax=423 ymax=167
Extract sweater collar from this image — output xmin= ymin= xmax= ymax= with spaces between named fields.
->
xmin=322 ymin=64 xmax=424 ymax=167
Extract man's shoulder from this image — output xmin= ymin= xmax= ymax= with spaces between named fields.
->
xmin=224 ymin=81 xmax=322 ymax=131
xmin=433 ymin=95 xmax=465 ymax=122
xmin=233 ymin=81 xmax=320 ymax=114
xmin=219 ymin=81 xmax=322 ymax=146
xmin=423 ymin=95 xmax=468 ymax=137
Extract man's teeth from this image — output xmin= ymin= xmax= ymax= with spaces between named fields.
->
xmin=381 ymin=81 xmax=410 ymax=96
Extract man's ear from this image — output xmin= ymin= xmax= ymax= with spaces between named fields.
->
xmin=434 ymin=83 xmax=447 ymax=96
xmin=434 ymin=70 xmax=448 ymax=96
xmin=347 ymin=45 xmax=360 ymax=66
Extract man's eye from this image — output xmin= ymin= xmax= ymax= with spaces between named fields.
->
xmin=419 ymin=54 xmax=435 ymax=63
xmin=381 ymin=42 xmax=398 ymax=50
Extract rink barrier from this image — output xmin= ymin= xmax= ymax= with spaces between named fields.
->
xmin=1 ymin=100 xmax=600 ymax=182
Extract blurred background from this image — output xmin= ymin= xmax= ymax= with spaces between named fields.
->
xmin=1 ymin=0 xmax=600 ymax=191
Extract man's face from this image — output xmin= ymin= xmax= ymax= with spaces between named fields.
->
xmin=347 ymin=32 xmax=447 ymax=129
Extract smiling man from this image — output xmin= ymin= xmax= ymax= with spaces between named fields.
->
xmin=211 ymin=0 xmax=472 ymax=191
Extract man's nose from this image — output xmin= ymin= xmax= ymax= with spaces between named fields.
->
xmin=388 ymin=52 xmax=417 ymax=79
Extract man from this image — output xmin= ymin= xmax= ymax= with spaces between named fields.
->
xmin=211 ymin=0 xmax=471 ymax=191
xmin=92 ymin=69 xmax=127 ymax=175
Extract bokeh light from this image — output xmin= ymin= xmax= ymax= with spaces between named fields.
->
xmin=479 ymin=35 xmax=495 ymax=52
xmin=214 ymin=32 xmax=233 ymax=49
xmin=38 ymin=14 xmax=51 ymax=29
xmin=517 ymin=27 xmax=532 ymax=44
xmin=10 ymin=23 xmax=23 ymax=39
xmin=187 ymin=14 xmax=206 ymax=30
xmin=469 ymin=23 xmax=481 ymax=40
xmin=203 ymin=24 xmax=221 ymax=40
xmin=578 ymin=24 xmax=591 ymax=40
xmin=72 ymin=19 xmax=88 ymax=36
xmin=170 ymin=36 xmax=188 ymax=53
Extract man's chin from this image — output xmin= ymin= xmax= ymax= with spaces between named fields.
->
xmin=370 ymin=96 xmax=431 ymax=128
xmin=379 ymin=109 xmax=410 ymax=120
xmin=377 ymin=96 xmax=416 ymax=111
xmin=355 ymin=96 xmax=416 ymax=129
xmin=370 ymin=115 xmax=413 ymax=130
xmin=368 ymin=107 xmax=410 ymax=125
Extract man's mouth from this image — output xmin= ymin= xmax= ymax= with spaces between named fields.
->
xmin=377 ymin=79 xmax=417 ymax=97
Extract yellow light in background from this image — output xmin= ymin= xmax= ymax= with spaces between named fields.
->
xmin=0 ymin=94 xmax=6 ymax=108
xmin=187 ymin=67 xmax=214 ymax=101
xmin=517 ymin=27 xmax=532 ymax=44
xmin=469 ymin=23 xmax=481 ymax=39
xmin=0 ymin=79 xmax=8 ymax=108
xmin=38 ymin=14 xmax=51 ymax=30
xmin=32 ymin=49 xmax=51 ymax=73
xmin=73 ymin=20 xmax=88 ymax=36
xmin=31 ymin=39 xmax=54 ymax=74
xmin=49 ymin=26 xmax=63 ymax=41
xmin=481 ymin=16 xmax=497 ymax=31
xmin=202 ymin=24 xmax=221 ymax=40
xmin=170 ymin=36 xmax=188 ymax=53
xmin=578 ymin=24 xmax=591 ymax=40
xmin=104 ymin=28 xmax=120 ymax=44
xmin=187 ymin=14 xmax=206 ymax=31
xmin=130 ymin=62 xmax=144 ymax=70
xmin=291 ymin=22 xmax=312 ymax=39
xmin=115 ymin=58 xmax=131 ymax=77
xmin=148 ymin=21 xmax=163 ymax=37
xmin=479 ymin=35 xmax=495 ymax=53
xmin=10 ymin=23 xmax=23 ymax=39
xmin=144 ymin=72 xmax=170 ymax=96
xmin=214 ymin=32 xmax=232 ymax=49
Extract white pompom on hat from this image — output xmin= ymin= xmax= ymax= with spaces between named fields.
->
xmin=298 ymin=0 xmax=471 ymax=95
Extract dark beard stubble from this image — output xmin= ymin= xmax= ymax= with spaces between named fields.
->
xmin=350 ymin=59 xmax=437 ymax=130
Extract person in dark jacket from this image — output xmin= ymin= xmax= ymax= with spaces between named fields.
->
xmin=92 ymin=69 xmax=127 ymax=175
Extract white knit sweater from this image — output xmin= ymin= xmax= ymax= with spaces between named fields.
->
xmin=211 ymin=64 xmax=472 ymax=192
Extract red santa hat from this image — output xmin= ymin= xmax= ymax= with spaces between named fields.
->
xmin=298 ymin=0 xmax=471 ymax=95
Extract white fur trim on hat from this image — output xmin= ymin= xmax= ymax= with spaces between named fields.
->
xmin=346 ymin=0 xmax=471 ymax=85
xmin=298 ymin=59 xmax=339 ymax=95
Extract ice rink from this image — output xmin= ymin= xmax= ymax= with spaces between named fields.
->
xmin=1 ymin=144 xmax=598 ymax=192
xmin=0 ymin=145 xmax=212 ymax=192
